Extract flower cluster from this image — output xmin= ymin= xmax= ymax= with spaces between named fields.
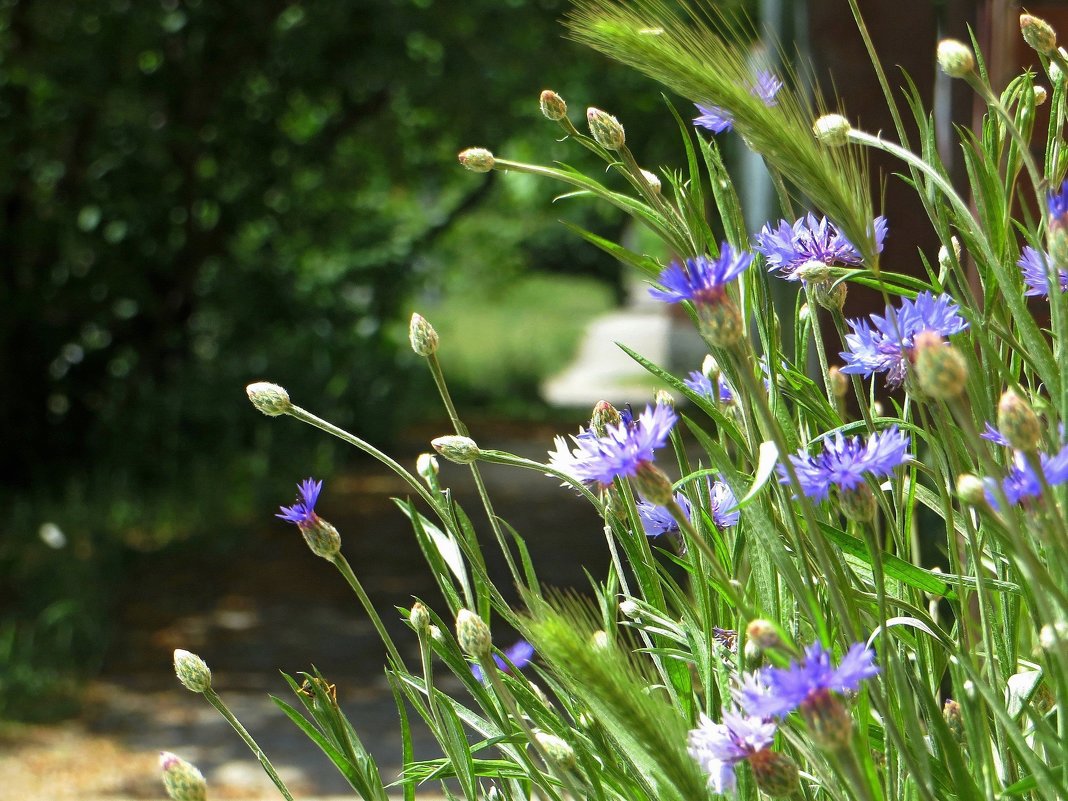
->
xmin=755 ymin=213 xmax=887 ymax=281
xmin=782 ymin=426 xmax=910 ymax=502
xmin=1018 ymin=246 xmax=1068 ymax=297
xmin=840 ymin=291 xmax=968 ymax=388
xmin=693 ymin=69 xmax=782 ymax=134
xmin=649 ymin=245 xmax=752 ymax=305
xmin=636 ymin=479 xmax=739 ymax=537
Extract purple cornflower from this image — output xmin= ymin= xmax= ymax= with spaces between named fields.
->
xmin=472 ymin=639 xmax=534 ymax=682
xmin=694 ymin=69 xmax=782 ymax=134
xmin=782 ymin=426 xmax=910 ymax=502
xmin=277 ymin=478 xmax=323 ymax=527
xmin=649 ymin=244 xmax=753 ymax=305
xmin=687 ymin=710 xmax=777 ymax=793
xmin=981 ymin=422 xmax=1011 ymax=447
xmin=549 ymin=403 xmax=676 ymax=488
xmin=683 ymin=370 xmax=735 ymax=404
xmin=754 ymin=213 xmax=888 ymax=281
xmin=1049 ymin=179 xmax=1068 ymax=227
xmin=739 ymin=641 xmax=879 ymax=720
xmin=1018 ymin=245 xmax=1068 ymax=297
xmin=985 ymin=443 xmax=1068 ymax=508
xmin=709 ymin=480 xmax=741 ymax=528
xmin=839 ymin=291 xmax=969 ymax=388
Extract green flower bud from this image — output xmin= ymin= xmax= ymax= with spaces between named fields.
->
xmin=456 ymin=609 xmax=492 ymax=658
xmin=1034 ymin=85 xmax=1049 ymax=105
xmin=937 ymin=236 xmax=961 ymax=272
xmin=590 ymin=630 xmax=610 ymax=651
xmin=997 ymin=389 xmax=1041 ymax=452
xmin=801 ymin=689 xmax=855 ymax=750
xmin=749 ymin=749 xmax=801 ymax=798
xmin=301 ymin=517 xmax=341 ymax=559
xmin=539 ymin=90 xmax=568 ymax=121
xmin=173 ymin=649 xmax=212 ymax=693
xmin=409 ymin=312 xmax=439 ymax=357
xmin=534 ymin=730 xmax=576 ymax=769
xmin=812 ymin=114 xmax=851 ymax=147
xmin=416 ymin=453 xmax=439 ymax=483
xmin=828 ymin=366 xmax=848 ymax=399
xmin=458 ymin=147 xmax=495 ymax=173
xmin=639 ymin=168 xmax=661 ymax=194
xmin=839 ymin=483 xmax=877 ymax=522
xmin=653 ymin=389 xmax=674 ymax=409
xmin=813 ymin=279 xmax=847 ymax=312
xmin=160 ymin=752 xmax=207 ymax=801
xmin=410 ymin=601 xmax=431 ymax=634
xmin=432 ymin=435 xmax=481 ymax=464
xmin=619 ymin=598 xmax=640 ymax=619
xmin=246 ymin=382 xmax=291 ymax=417
xmin=697 ymin=297 xmax=744 ymax=348
xmin=1021 ymin=14 xmax=1057 ymax=56
xmin=937 ymin=39 xmax=976 ymax=78
xmin=942 ymin=699 xmax=965 ymax=744
xmin=745 ymin=618 xmax=782 ymax=651
xmin=586 ymin=107 xmax=626 ymax=150
xmin=590 ymin=400 xmax=622 ymax=437
xmin=914 ymin=331 xmax=968 ymax=400
xmin=956 ymin=473 xmax=988 ymax=506
xmin=632 ymin=462 xmax=675 ymax=507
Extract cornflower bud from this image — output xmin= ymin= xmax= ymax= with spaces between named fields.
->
xmin=639 ymin=169 xmax=662 ymax=194
xmin=173 ymin=649 xmax=212 ymax=693
xmin=539 ymin=90 xmax=567 ymax=121
xmin=534 ymin=730 xmax=576 ymax=769
xmin=942 ymin=699 xmax=965 ymax=744
xmin=586 ymin=107 xmax=626 ymax=150
xmin=914 ymin=330 xmax=967 ymax=399
xmin=456 ymin=609 xmax=492 ymax=658
xmin=828 ymin=366 xmax=848 ymax=399
xmin=801 ymin=689 xmax=855 ymax=750
xmin=410 ymin=601 xmax=430 ymax=634
xmin=432 ymin=435 xmax=480 ymax=464
xmin=619 ymin=598 xmax=640 ymax=619
xmin=1051 ymin=49 xmax=1068 ymax=85
xmin=654 ymin=389 xmax=675 ymax=409
xmin=632 ymin=462 xmax=675 ymax=507
xmin=458 ymin=147 xmax=495 ymax=173
xmin=839 ymin=483 xmax=877 ymax=523
xmin=1034 ymin=85 xmax=1049 ymax=105
xmin=812 ymin=114 xmax=851 ymax=147
xmin=749 ymin=749 xmax=801 ymax=798
xmin=590 ymin=630 xmax=610 ymax=651
xmin=700 ymin=297 xmax=744 ymax=348
xmin=746 ymin=619 xmax=782 ymax=651
xmin=246 ymin=382 xmax=291 ymax=416
xmin=160 ymin=752 xmax=207 ymax=801
xmin=1021 ymin=14 xmax=1057 ymax=56
xmin=813 ymin=279 xmax=847 ymax=312
xmin=301 ymin=518 xmax=342 ymax=559
xmin=409 ymin=312 xmax=439 ymax=357
xmin=416 ymin=453 xmax=439 ymax=483
xmin=937 ymin=236 xmax=961 ymax=272
xmin=590 ymin=399 xmax=622 ymax=437
xmin=429 ymin=624 xmax=444 ymax=643
xmin=937 ymin=39 xmax=976 ymax=78
xmin=956 ymin=474 xmax=988 ymax=506
xmin=997 ymin=389 xmax=1041 ymax=452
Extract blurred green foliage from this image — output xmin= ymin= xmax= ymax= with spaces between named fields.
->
xmin=0 ymin=0 xmax=694 ymax=717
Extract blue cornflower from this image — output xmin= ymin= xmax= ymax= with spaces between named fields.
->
xmin=985 ymin=443 xmax=1068 ymax=508
xmin=1049 ymin=179 xmax=1068 ymax=226
xmin=694 ymin=69 xmax=782 ymax=134
xmin=739 ymin=641 xmax=879 ymax=720
xmin=754 ymin=213 xmax=888 ymax=281
xmin=649 ymin=245 xmax=753 ymax=305
xmin=637 ymin=479 xmax=739 ymax=537
xmin=277 ymin=478 xmax=323 ymax=527
xmin=472 ymin=639 xmax=534 ymax=682
xmin=839 ymin=291 xmax=969 ymax=388
xmin=981 ymin=422 xmax=1010 ymax=447
xmin=551 ymin=403 xmax=676 ymax=488
xmin=683 ymin=370 xmax=735 ymax=404
xmin=781 ymin=426 xmax=910 ymax=502
xmin=1018 ymin=245 xmax=1068 ymax=297
xmin=687 ymin=710 xmax=777 ymax=794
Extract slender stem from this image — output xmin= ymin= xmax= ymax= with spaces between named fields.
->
xmin=202 ymin=688 xmax=296 ymax=801
xmin=331 ymin=553 xmax=406 ymax=670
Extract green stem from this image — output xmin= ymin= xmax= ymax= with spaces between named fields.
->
xmin=331 ymin=553 xmax=406 ymax=669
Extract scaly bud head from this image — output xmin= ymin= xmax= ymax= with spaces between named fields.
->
xmin=534 ymin=730 xmax=576 ymax=769
xmin=416 ymin=453 xmax=439 ymax=483
xmin=246 ymin=382 xmax=291 ymax=417
xmin=942 ymin=699 xmax=965 ymax=743
xmin=997 ymin=389 xmax=1041 ymax=451
xmin=955 ymin=473 xmax=988 ymax=506
xmin=410 ymin=601 xmax=430 ymax=634
xmin=590 ymin=630 xmax=610 ymax=651
xmin=839 ymin=483 xmax=877 ymax=522
xmin=432 ymin=435 xmax=480 ymax=464
xmin=300 ymin=517 xmax=341 ymax=559
xmin=653 ymin=389 xmax=675 ymax=409
xmin=749 ymin=749 xmax=801 ymax=798
xmin=160 ymin=752 xmax=207 ymax=801
xmin=914 ymin=331 xmax=968 ymax=400
xmin=590 ymin=400 xmax=622 ymax=437
xmin=1051 ymin=49 xmax=1068 ymax=85
xmin=586 ymin=107 xmax=626 ymax=150
xmin=937 ymin=39 xmax=976 ymax=78
xmin=539 ymin=90 xmax=568 ymax=121
xmin=456 ymin=609 xmax=492 ymax=658
xmin=173 ymin=649 xmax=212 ymax=693
xmin=813 ymin=279 xmax=847 ymax=312
xmin=1035 ymin=85 xmax=1049 ymax=105
xmin=937 ymin=236 xmax=961 ymax=271
xmin=409 ymin=312 xmax=439 ymax=357
xmin=801 ymin=688 xmax=855 ymax=750
xmin=1021 ymin=14 xmax=1057 ymax=56
xmin=812 ymin=114 xmax=851 ymax=147
xmin=458 ymin=147 xmax=495 ymax=173
xmin=745 ymin=618 xmax=782 ymax=651
xmin=696 ymin=297 xmax=744 ymax=348
xmin=632 ymin=462 xmax=675 ymax=507
xmin=619 ymin=598 xmax=640 ymax=619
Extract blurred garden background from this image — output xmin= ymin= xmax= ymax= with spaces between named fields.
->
xmin=0 ymin=0 xmax=1041 ymax=797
